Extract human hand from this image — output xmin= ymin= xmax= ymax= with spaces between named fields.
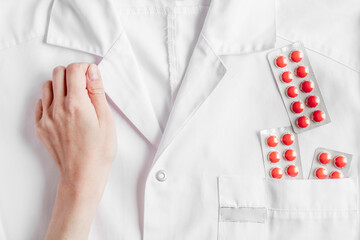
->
xmin=34 ymin=63 xmax=116 ymax=239
xmin=35 ymin=63 xmax=116 ymax=191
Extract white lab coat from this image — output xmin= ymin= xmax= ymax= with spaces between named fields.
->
xmin=0 ymin=0 xmax=360 ymax=239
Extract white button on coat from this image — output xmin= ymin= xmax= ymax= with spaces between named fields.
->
xmin=0 ymin=0 xmax=360 ymax=239
xmin=155 ymin=170 xmax=167 ymax=182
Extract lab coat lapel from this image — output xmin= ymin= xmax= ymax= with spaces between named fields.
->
xmin=99 ymin=33 xmax=163 ymax=147
xmin=45 ymin=0 xmax=276 ymax=151
xmin=153 ymin=0 xmax=276 ymax=161
xmin=154 ymin=35 xmax=228 ymax=160
xmin=45 ymin=0 xmax=163 ymax=147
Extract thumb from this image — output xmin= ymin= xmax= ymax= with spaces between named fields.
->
xmin=86 ymin=64 xmax=110 ymax=123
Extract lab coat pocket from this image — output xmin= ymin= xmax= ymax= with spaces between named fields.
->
xmin=217 ymin=176 xmax=267 ymax=240
xmin=266 ymin=177 xmax=360 ymax=240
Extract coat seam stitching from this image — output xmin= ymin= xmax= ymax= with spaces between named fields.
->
xmin=167 ymin=6 xmax=178 ymax=103
xmin=0 ymin=34 xmax=44 ymax=51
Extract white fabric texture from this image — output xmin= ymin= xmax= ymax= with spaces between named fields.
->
xmin=0 ymin=0 xmax=360 ymax=239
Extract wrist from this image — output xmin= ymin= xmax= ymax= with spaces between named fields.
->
xmin=58 ymin=177 xmax=106 ymax=204
xmin=58 ymin=163 xmax=111 ymax=198
xmin=44 ymin=178 xmax=103 ymax=240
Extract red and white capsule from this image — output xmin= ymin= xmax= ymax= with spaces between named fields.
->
xmin=311 ymin=110 xmax=325 ymax=123
xmin=284 ymin=149 xmax=296 ymax=161
xmin=286 ymin=165 xmax=299 ymax=177
xmin=270 ymin=167 xmax=283 ymax=179
xmin=296 ymin=116 xmax=310 ymax=129
xmin=290 ymin=50 xmax=303 ymax=63
xmin=300 ymin=80 xmax=314 ymax=93
xmin=306 ymin=96 xmax=320 ymax=108
xmin=266 ymin=135 xmax=279 ymax=148
xmin=334 ymin=156 xmax=347 ymax=169
xmin=268 ymin=151 xmax=281 ymax=163
xmin=291 ymin=101 xmax=304 ymax=114
xmin=286 ymin=86 xmax=299 ymax=98
xmin=330 ymin=171 xmax=344 ymax=179
xmin=295 ymin=66 xmax=309 ymax=78
xmin=318 ymin=152 xmax=331 ymax=165
xmin=315 ymin=167 xmax=328 ymax=179
xmin=275 ymin=56 xmax=288 ymax=68
xmin=282 ymin=133 xmax=294 ymax=146
xmin=281 ymin=71 xmax=293 ymax=83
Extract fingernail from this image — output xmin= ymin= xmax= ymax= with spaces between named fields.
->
xmin=88 ymin=64 xmax=99 ymax=81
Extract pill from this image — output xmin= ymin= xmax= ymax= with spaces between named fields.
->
xmin=311 ymin=110 xmax=325 ymax=122
xmin=315 ymin=167 xmax=328 ymax=179
xmin=291 ymin=101 xmax=304 ymax=114
xmin=296 ymin=116 xmax=310 ymax=128
xmin=330 ymin=171 xmax=344 ymax=179
xmin=268 ymin=151 xmax=281 ymax=163
xmin=290 ymin=50 xmax=303 ymax=63
xmin=266 ymin=135 xmax=279 ymax=147
xmin=282 ymin=133 xmax=294 ymax=146
xmin=295 ymin=66 xmax=309 ymax=78
xmin=300 ymin=80 xmax=314 ymax=93
xmin=334 ymin=156 xmax=347 ymax=168
xmin=286 ymin=86 xmax=299 ymax=98
xmin=281 ymin=71 xmax=293 ymax=83
xmin=275 ymin=56 xmax=288 ymax=68
xmin=284 ymin=149 xmax=296 ymax=161
xmin=270 ymin=167 xmax=283 ymax=179
xmin=318 ymin=152 xmax=331 ymax=165
xmin=286 ymin=165 xmax=299 ymax=177
xmin=306 ymin=95 xmax=320 ymax=108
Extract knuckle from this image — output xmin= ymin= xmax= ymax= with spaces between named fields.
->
xmin=34 ymin=127 xmax=43 ymax=139
xmin=42 ymin=80 xmax=52 ymax=90
xmin=42 ymin=116 xmax=53 ymax=130
xmin=88 ymin=87 xmax=105 ymax=96
xmin=87 ymin=81 xmax=105 ymax=95
xmin=67 ymin=63 xmax=87 ymax=73
xmin=66 ymin=98 xmax=80 ymax=114
xmin=35 ymin=123 xmax=47 ymax=138
xmin=80 ymin=62 xmax=90 ymax=70
xmin=67 ymin=62 xmax=89 ymax=74
xmin=53 ymin=66 xmax=66 ymax=76
xmin=66 ymin=63 xmax=79 ymax=72
xmin=52 ymin=104 xmax=65 ymax=118
xmin=34 ymin=121 xmax=42 ymax=132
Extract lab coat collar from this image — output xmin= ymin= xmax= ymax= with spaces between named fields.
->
xmin=46 ymin=0 xmax=163 ymax=146
xmin=153 ymin=35 xmax=229 ymax=161
xmin=153 ymin=0 xmax=277 ymax=160
xmin=46 ymin=0 xmax=123 ymax=57
xmin=98 ymin=34 xmax=164 ymax=147
xmin=45 ymin=0 xmax=276 ymax=149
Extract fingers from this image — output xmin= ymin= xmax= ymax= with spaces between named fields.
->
xmin=38 ymin=63 xmax=110 ymax=126
xmin=52 ymin=66 xmax=66 ymax=103
xmin=66 ymin=63 xmax=89 ymax=97
xmin=86 ymin=64 xmax=110 ymax=124
xmin=34 ymin=99 xmax=43 ymax=122
xmin=42 ymin=81 xmax=53 ymax=113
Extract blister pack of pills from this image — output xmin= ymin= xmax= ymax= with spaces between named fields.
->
xmin=260 ymin=126 xmax=303 ymax=179
xmin=267 ymin=42 xmax=331 ymax=133
xmin=309 ymin=147 xmax=352 ymax=179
